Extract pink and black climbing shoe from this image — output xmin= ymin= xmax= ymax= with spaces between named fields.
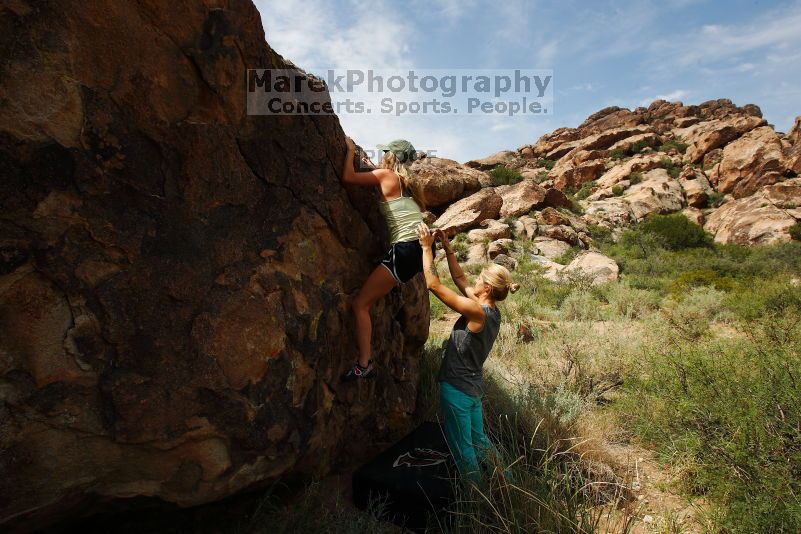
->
xmin=341 ymin=360 xmax=375 ymax=382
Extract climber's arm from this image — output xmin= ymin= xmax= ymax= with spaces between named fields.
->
xmin=341 ymin=136 xmax=389 ymax=186
xmin=433 ymin=229 xmax=476 ymax=300
xmin=418 ymin=224 xmax=484 ymax=324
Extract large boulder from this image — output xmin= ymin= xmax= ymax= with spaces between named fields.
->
xmin=531 ymin=236 xmax=572 ymax=260
xmin=545 ymin=125 xmax=652 ymax=161
xmin=497 ymin=180 xmax=547 ymax=217
xmin=464 ymin=150 xmax=517 ymax=170
xmin=513 ymin=215 xmax=538 ymax=239
xmin=785 ymin=115 xmax=801 ymax=174
xmin=596 ymin=153 xmax=664 ymax=189
xmin=622 ymin=168 xmax=685 ymax=220
xmin=0 ymin=1 xmax=428 ymax=529
xmin=565 ymin=251 xmax=620 ymax=285
xmin=410 ymin=156 xmax=487 ymax=208
xmin=704 ymin=179 xmax=801 ymax=245
xmin=533 ymin=251 xmax=619 ymax=285
xmin=678 ymin=167 xmax=713 ymax=208
xmin=549 ymin=156 xmax=607 ymax=190
xmin=707 ymin=126 xmax=785 ymax=198
xmin=674 ymin=115 xmax=766 ymax=163
xmin=582 ymin=198 xmax=635 ymax=229
xmin=433 ymin=188 xmax=503 ymax=235
xmin=467 ymin=219 xmax=512 ymax=242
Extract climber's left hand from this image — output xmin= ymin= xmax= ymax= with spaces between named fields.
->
xmin=416 ymin=222 xmax=435 ymax=247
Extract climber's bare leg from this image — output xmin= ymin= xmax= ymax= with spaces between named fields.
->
xmin=352 ymin=265 xmax=397 ymax=367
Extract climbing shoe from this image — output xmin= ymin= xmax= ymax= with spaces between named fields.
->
xmin=340 ymin=360 xmax=375 ymax=382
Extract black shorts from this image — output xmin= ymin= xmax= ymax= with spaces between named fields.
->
xmin=380 ymin=240 xmax=436 ymax=284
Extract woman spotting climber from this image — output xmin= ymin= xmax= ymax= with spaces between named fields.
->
xmin=339 ymin=137 xmax=432 ymax=381
xmin=415 ymin=222 xmax=519 ymax=483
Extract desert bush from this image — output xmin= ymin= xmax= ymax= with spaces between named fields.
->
xmin=658 ymin=139 xmax=688 ymax=154
xmin=599 ymin=282 xmax=662 ymax=319
xmin=619 ymin=295 xmax=801 ymax=533
xmin=635 ymin=213 xmax=712 ymax=250
xmin=627 ymin=171 xmax=643 ymax=185
xmin=574 ymin=180 xmax=596 ymax=200
xmin=707 ymin=190 xmax=726 ymax=207
xmin=611 ymin=185 xmax=625 ymax=196
xmin=670 ymin=268 xmax=736 ymax=295
xmin=790 ymin=222 xmax=801 ymax=241
xmin=535 ymin=158 xmax=556 ymax=170
xmin=560 ymin=291 xmax=603 ymax=321
xmin=488 ymin=165 xmax=523 ymax=186
xmin=659 ymin=157 xmax=682 ymax=178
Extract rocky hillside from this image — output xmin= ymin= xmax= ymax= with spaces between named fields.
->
xmin=0 ymin=1 xmax=427 ymax=530
xmin=411 ymin=100 xmax=800 ymax=282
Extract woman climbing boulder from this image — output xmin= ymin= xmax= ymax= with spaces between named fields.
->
xmin=339 ymin=137 xmax=432 ymax=381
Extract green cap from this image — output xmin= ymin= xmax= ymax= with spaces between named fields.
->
xmin=377 ymin=139 xmax=418 ymax=163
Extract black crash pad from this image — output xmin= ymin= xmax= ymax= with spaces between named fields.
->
xmin=352 ymin=421 xmax=455 ymax=529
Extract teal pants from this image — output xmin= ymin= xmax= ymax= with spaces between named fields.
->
xmin=439 ymin=380 xmax=492 ymax=484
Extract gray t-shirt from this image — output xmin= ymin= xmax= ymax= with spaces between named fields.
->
xmin=437 ymin=304 xmax=501 ymax=398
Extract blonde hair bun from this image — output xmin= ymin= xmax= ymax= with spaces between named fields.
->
xmin=481 ymin=264 xmax=520 ymax=301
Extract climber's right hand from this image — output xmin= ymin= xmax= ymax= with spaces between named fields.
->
xmin=433 ymin=228 xmax=452 ymax=251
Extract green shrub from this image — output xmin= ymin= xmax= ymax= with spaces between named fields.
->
xmin=553 ymin=246 xmax=581 ymax=265
xmin=659 ymin=157 xmax=682 ymax=178
xmin=636 ymin=213 xmax=712 ymax=250
xmin=560 ymin=291 xmax=603 ymax=321
xmin=707 ymin=191 xmax=726 ymax=207
xmin=587 ymin=223 xmax=613 ymax=245
xmin=601 ymin=282 xmax=661 ymax=319
xmin=608 ymin=148 xmax=628 ymax=160
xmin=630 ymin=139 xmax=652 ymax=154
xmin=488 ymin=165 xmax=524 ymax=186
xmin=535 ymin=158 xmax=556 ymax=170
xmin=611 ymin=185 xmax=625 ymax=196
xmin=574 ymin=180 xmax=596 ymax=200
xmin=658 ymin=139 xmax=688 ymax=154
xmin=620 ymin=300 xmax=801 ymax=533
xmin=790 ymin=222 xmax=801 ymax=241
xmin=671 ymin=268 xmax=736 ymax=295
xmin=628 ymin=171 xmax=643 ymax=185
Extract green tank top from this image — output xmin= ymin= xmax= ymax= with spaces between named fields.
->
xmin=378 ymin=174 xmax=424 ymax=244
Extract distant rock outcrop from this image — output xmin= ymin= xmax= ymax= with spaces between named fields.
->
xmin=0 ymin=0 xmax=428 ymax=529
xmin=469 ymin=99 xmax=801 ymax=246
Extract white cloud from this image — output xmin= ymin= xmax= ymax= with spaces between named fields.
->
xmin=649 ymin=2 xmax=801 ymax=68
xmin=256 ymin=0 xmax=414 ymax=69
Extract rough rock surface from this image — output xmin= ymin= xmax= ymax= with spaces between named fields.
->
xmin=565 ymin=251 xmax=620 ymax=285
xmin=704 ymin=179 xmax=801 ymax=244
xmin=621 ymin=168 xmax=685 ymax=220
xmin=464 ymin=150 xmax=517 ymax=170
xmin=497 ymin=180 xmax=548 ymax=218
xmin=410 ymin=156 xmax=486 ymax=208
xmin=0 ymin=1 xmax=428 ymax=529
xmin=533 ymin=251 xmax=619 ymax=285
xmin=675 ymin=115 xmax=765 ymax=163
xmin=467 ymin=219 xmax=512 ymax=243
xmin=596 ymin=154 xmax=665 ymax=189
xmin=707 ymin=126 xmax=785 ymax=198
xmin=678 ymin=167 xmax=713 ymax=208
xmin=433 ymin=188 xmax=503 ymax=235
xmin=785 ymin=116 xmax=801 ymax=174
xmin=513 ymin=215 xmax=538 ymax=239
xmin=531 ymin=237 xmax=572 ymax=260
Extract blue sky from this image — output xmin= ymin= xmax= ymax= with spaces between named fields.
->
xmin=254 ymin=0 xmax=801 ymax=162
